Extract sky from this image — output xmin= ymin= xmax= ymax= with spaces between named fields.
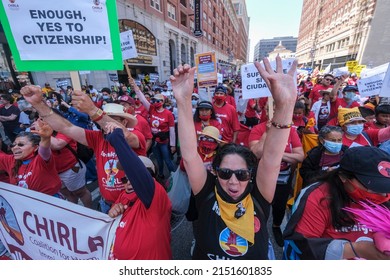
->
xmin=246 ymin=0 xmax=304 ymax=61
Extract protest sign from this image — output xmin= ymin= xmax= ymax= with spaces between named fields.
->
xmin=195 ymin=51 xmax=218 ymax=87
xmin=357 ymin=63 xmax=390 ymax=97
xmin=0 ymin=0 xmax=122 ymax=71
xmin=217 ymin=73 xmax=223 ymax=84
xmin=241 ymin=58 xmax=296 ymax=99
xmin=353 ymin=65 xmax=366 ymax=77
xmin=346 ymin=60 xmax=358 ymax=72
xmin=379 ymin=63 xmax=390 ymax=97
xmin=0 ymin=182 xmax=120 ymax=260
xmin=332 ymin=66 xmax=349 ymax=77
xmin=120 ymin=30 xmax=138 ymax=60
xmin=360 ymin=63 xmax=389 ymax=78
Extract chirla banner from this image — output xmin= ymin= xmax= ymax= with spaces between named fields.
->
xmin=0 ymin=0 xmax=122 ymax=71
xmin=241 ymin=58 xmax=296 ymax=99
xmin=0 ymin=182 xmax=120 ymax=260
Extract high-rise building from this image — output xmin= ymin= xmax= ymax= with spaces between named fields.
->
xmin=253 ymin=36 xmax=297 ymax=62
xmin=295 ymin=0 xmax=387 ymax=71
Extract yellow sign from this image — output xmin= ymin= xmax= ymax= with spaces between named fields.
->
xmin=353 ymin=64 xmax=366 ymax=77
xmin=195 ymin=51 xmax=218 ymax=87
xmin=346 ymin=60 xmax=358 ymax=72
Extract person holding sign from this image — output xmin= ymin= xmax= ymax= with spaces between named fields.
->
xmin=172 ymin=56 xmax=298 ymax=260
xmin=212 ymin=85 xmax=241 ymax=143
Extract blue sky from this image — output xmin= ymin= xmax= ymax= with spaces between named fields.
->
xmin=246 ymin=0 xmax=304 ymax=61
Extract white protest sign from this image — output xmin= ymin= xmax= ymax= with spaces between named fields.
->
xmin=2 ymin=0 xmax=113 ymax=61
xmin=358 ymin=63 xmax=390 ymax=97
xmin=0 ymin=182 xmax=119 ymax=260
xmin=379 ymin=63 xmax=390 ymax=97
xmin=120 ymin=30 xmax=138 ymax=60
xmin=241 ymin=58 xmax=296 ymax=99
xmin=234 ymin=88 xmax=248 ymax=115
xmin=217 ymin=73 xmax=223 ymax=84
xmin=332 ymin=66 xmax=349 ymax=77
xmin=198 ymin=87 xmax=209 ymax=101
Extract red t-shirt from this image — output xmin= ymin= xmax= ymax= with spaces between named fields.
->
xmin=245 ymin=99 xmax=258 ymax=118
xmin=111 ymin=181 xmax=172 ymax=260
xmin=248 ymin=122 xmax=302 ymax=169
xmin=127 ymin=128 xmax=146 ymax=156
xmin=135 ymin=114 xmax=153 ymax=141
xmin=194 ymin=119 xmax=222 ymax=136
xmin=342 ymin=129 xmax=379 ymax=147
xmin=149 ymin=107 xmax=175 ymax=144
xmin=213 ymin=102 xmax=240 ymax=143
xmin=336 ymin=98 xmax=360 ymax=109
xmin=0 ymin=153 xmax=61 ymax=195
xmin=296 ymin=182 xmax=374 ymax=241
xmin=135 ymin=104 xmax=149 ymax=120
xmin=51 ymin=133 xmax=78 ymax=173
xmin=85 ymin=130 xmax=128 ymax=204
xmin=225 ymin=95 xmax=237 ymax=109
xmin=309 ymin=84 xmax=332 ymax=107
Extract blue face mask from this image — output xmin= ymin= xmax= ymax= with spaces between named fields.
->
xmin=103 ymin=95 xmax=110 ymax=100
xmin=323 ymin=140 xmax=342 ymax=154
xmin=345 ymin=91 xmax=355 ymax=100
xmin=346 ymin=124 xmax=364 ymax=135
xmin=191 ymin=100 xmax=198 ymax=106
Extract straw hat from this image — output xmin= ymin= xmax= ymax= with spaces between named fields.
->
xmin=103 ymin=103 xmax=137 ymax=127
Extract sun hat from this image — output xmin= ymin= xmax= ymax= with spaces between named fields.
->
xmin=337 ymin=107 xmax=366 ymax=126
xmin=198 ymin=126 xmax=226 ymax=143
xmin=340 ymin=146 xmax=390 ymax=193
xmin=103 ymin=103 xmax=137 ymax=127
xmin=138 ymin=156 xmax=155 ymax=173
xmin=153 ymin=93 xmax=165 ymax=101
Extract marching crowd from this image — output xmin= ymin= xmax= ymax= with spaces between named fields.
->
xmin=0 ymin=57 xmax=390 ymax=260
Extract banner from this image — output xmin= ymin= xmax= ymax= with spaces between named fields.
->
xmin=195 ymin=51 xmax=218 ymax=88
xmin=241 ymin=58 xmax=296 ymax=99
xmin=120 ymin=30 xmax=138 ymax=60
xmin=358 ymin=63 xmax=390 ymax=97
xmin=0 ymin=182 xmax=120 ymax=260
xmin=0 ymin=0 xmax=122 ymax=71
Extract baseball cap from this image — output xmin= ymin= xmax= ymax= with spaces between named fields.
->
xmin=197 ymin=100 xmax=213 ymax=109
xmin=340 ymin=146 xmax=390 ymax=193
xmin=117 ymin=95 xmax=135 ymax=106
xmin=214 ymin=85 xmax=227 ymax=95
xmin=343 ymin=85 xmax=359 ymax=92
xmin=337 ymin=107 xmax=366 ymax=126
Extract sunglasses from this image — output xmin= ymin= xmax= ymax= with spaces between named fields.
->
xmin=10 ymin=143 xmax=26 ymax=148
xmin=216 ymin=167 xmax=251 ymax=181
xmin=199 ymin=136 xmax=217 ymax=143
xmin=120 ymin=177 xmax=130 ymax=184
xmin=150 ymin=99 xmax=163 ymax=104
xmin=325 ymin=78 xmax=333 ymax=82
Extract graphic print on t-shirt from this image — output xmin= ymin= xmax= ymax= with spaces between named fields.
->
xmin=104 ymin=159 xmax=119 ymax=188
xmin=219 ymin=227 xmax=248 ymax=257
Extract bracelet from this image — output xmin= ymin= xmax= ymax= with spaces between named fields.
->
xmin=349 ymin=241 xmax=360 ymax=259
xmin=91 ymin=109 xmax=105 ymax=122
xmin=40 ymin=109 xmax=54 ymax=118
xmin=271 ymin=120 xmax=293 ymax=129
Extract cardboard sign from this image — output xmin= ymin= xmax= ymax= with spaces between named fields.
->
xmin=241 ymin=58 xmax=296 ymax=99
xmin=120 ymin=30 xmax=138 ymax=60
xmin=0 ymin=182 xmax=119 ymax=260
xmin=346 ymin=60 xmax=358 ymax=72
xmin=195 ymin=51 xmax=217 ymax=88
xmin=0 ymin=0 xmax=122 ymax=71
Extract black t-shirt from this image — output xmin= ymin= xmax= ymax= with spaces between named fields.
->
xmin=0 ymin=105 xmax=20 ymax=132
xmin=193 ymin=171 xmax=271 ymax=260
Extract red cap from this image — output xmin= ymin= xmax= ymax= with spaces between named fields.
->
xmin=117 ymin=95 xmax=135 ymax=106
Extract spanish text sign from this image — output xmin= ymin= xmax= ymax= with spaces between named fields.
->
xmin=0 ymin=182 xmax=120 ymax=260
xmin=0 ymin=0 xmax=122 ymax=70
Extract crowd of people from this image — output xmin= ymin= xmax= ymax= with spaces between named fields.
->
xmin=0 ymin=56 xmax=390 ymax=260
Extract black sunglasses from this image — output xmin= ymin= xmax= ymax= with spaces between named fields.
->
xmin=199 ymin=136 xmax=217 ymax=143
xmin=120 ymin=177 xmax=129 ymax=184
xmin=216 ymin=167 xmax=251 ymax=181
xmin=10 ymin=143 xmax=26 ymax=148
xmin=150 ymin=99 xmax=163 ymax=104
xmin=325 ymin=78 xmax=333 ymax=81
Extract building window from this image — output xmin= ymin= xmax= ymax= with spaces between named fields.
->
xmin=150 ymin=0 xmax=161 ymax=11
xmin=189 ymin=0 xmax=194 ymax=10
xmin=168 ymin=3 xmax=176 ymax=20
xmin=180 ymin=0 xmax=187 ymax=7
xmin=203 ymin=12 xmax=207 ymax=21
xmin=181 ymin=12 xmax=187 ymax=27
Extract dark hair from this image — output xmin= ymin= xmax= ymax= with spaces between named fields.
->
xmin=375 ymin=104 xmax=390 ymax=116
xmin=101 ymin=87 xmax=111 ymax=94
xmin=1 ymin=94 xmax=14 ymax=104
xmin=313 ymin=169 xmax=357 ymax=229
xmin=323 ymin=74 xmax=334 ymax=79
xmin=294 ymin=101 xmax=306 ymax=111
xmin=11 ymin=131 xmax=41 ymax=178
xmin=193 ymin=105 xmax=217 ymax=122
xmin=318 ymin=125 xmax=343 ymax=146
xmin=359 ymin=106 xmax=375 ymax=118
xmin=212 ymin=144 xmax=258 ymax=176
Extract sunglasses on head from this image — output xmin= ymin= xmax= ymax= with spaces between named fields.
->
xmin=10 ymin=143 xmax=26 ymax=148
xmin=216 ymin=167 xmax=251 ymax=181
xmin=199 ymin=136 xmax=217 ymax=143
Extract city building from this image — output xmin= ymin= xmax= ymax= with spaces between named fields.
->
xmin=253 ymin=36 xmax=297 ymax=62
xmin=295 ymin=0 xmax=389 ymax=71
xmin=267 ymin=41 xmax=295 ymax=60
xmin=0 ymin=0 xmax=250 ymax=91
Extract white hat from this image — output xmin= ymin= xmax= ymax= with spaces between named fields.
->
xmin=138 ymin=156 xmax=155 ymax=173
xmin=103 ymin=103 xmax=137 ymax=127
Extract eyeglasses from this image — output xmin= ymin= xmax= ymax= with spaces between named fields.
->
xmin=216 ymin=167 xmax=251 ymax=181
xmin=120 ymin=177 xmax=129 ymax=184
xmin=10 ymin=143 xmax=26 ymax=148
xmin=199 ymin=136 xmax=217 ymax=143
xmin=150 ymin=99 xmax=163 ymax=104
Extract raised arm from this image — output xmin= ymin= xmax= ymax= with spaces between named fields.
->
xmin=255 ymin=56 xmax=298 ymax=202
xmin=30 ymin=119 xmax=53 ymax=161
xmin=171 ymin=65 xmax=207 ymax=195
xmin=129 ymin=77 xmax=150 ymax=111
